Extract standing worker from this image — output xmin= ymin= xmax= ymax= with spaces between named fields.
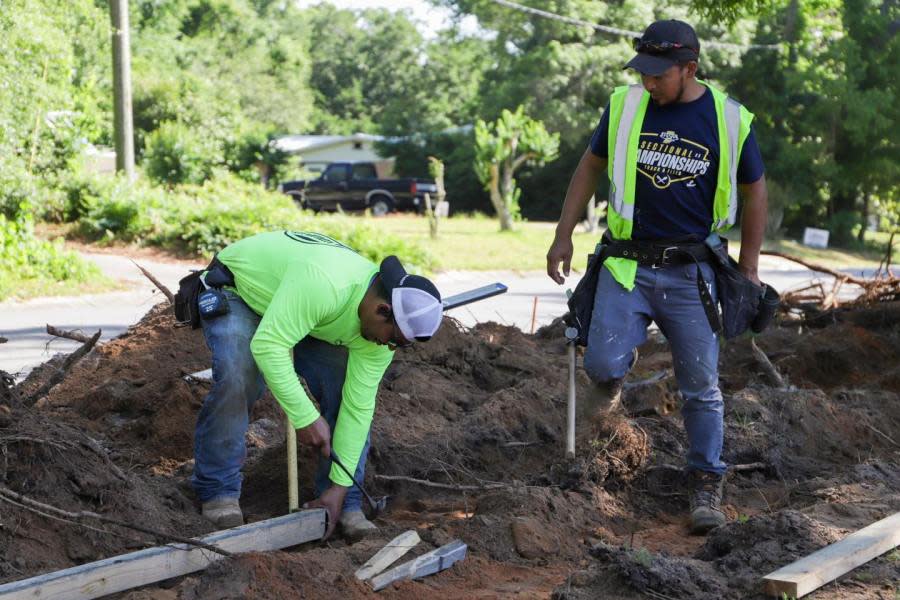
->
xmin=546 ymin=20 xmax=767 ymax=534
xmin=180 ymin=230 xmax=443 ymax=539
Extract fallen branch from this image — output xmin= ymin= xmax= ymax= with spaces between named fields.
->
xmin=375 ymin=474 xmax=507 ymax=491
xmin=46 ymin=324 xmax=93 ymax=343
xmin=761 ymin=251 xmax=869 ymax=286
xmin=865 ymin=423 xmax=900 ymax=448
xmin=28 ymin=329 xmax=101 ymax=405
xmin=0 ymin=485 xmax=232 ymax=557
xmin=132 ymin=260 xmax=174 ymax=304
xmin=750 ymin=338 xmax=786 ymax=389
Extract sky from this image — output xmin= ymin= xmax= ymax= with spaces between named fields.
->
xmin=293 ymin=0 xmax=482 ymax=38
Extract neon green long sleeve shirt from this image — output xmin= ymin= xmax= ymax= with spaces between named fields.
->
xmin=217 ymin=231 xmax=393 ymax=486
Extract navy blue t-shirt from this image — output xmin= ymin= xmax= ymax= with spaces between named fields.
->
xmin=589 ymin=88 xmax=764 ymax=241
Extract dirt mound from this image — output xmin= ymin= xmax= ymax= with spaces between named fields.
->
xmin=2 ymin=301 xmax=898 ymax=598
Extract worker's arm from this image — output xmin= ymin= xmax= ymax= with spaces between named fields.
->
xmin=546 ymin=148 xmax=608 ymax=284
xmin=250 ymin=264 xmax=337 ymax=443
xmin=328 ymin=345 xmax=392 ymax=486
xmin=737 ymin=174 xmax=768 ymax=286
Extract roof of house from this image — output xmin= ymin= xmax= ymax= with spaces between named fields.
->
xmin=272 ymin=133 xmax=384 ymax=154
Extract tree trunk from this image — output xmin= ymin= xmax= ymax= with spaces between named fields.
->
xmin=858 ymin=191 xmax=870 ymax=243
xmin=487 ymin=164 xmax=513 ymax=231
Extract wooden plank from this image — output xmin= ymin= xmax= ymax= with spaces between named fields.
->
xmin=762 ymin=512 xmax=900 ymax=598
xmin=355 ymin=530 xmax=420 ymax=581
xmin=0 ymin=509 xmax=326 ymax=600
xmin=370 ymin=540 xmax=467 ymax=592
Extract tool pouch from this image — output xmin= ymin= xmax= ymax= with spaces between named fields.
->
xmin=565 ymin=242 xmax=607 ymax=347
xmin=174 ymin=271 xmax=203 ymax=329
xmin=751 ymin=283 xmax=780 ymax=334
xmin=704 ymin=234 xmax=779 ymax=339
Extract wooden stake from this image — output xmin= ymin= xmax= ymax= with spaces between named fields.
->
xmin=762 ymin=512 xmax=900 ymax=598
xmin=286 ymin=415 xmax=299 ymax=513
xmin=355 ymin=530 xmax=421 ymax=581
xmin=530 ymin=296 xmax=538 ymax=334
xmin=370 ymin=540 xmax=467 ymax=592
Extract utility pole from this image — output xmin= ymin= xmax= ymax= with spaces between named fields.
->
xmin=109 ymin=0 xmax=135 ymax=180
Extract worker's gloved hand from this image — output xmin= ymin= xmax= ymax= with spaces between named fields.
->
xmin=303 ymin=484 xmax=348 ymax=539
xmin=546 ymin=234 xmax=573 ymax=284
xmin=298 ymin=416 xmax=332 ymax=458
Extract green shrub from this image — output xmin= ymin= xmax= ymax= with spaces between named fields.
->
xmin=70 ymin=175 xmax=167 ymax=243
xmin=827 ymin=210 xmax=864 ymax=248
xmin=0 ymin=214 xmax=100 ymax=300
xmin=143 ymin=121 xmax=222 ymax=185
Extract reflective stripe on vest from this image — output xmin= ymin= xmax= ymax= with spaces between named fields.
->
xmin=608 ymin=83 xmax=751 ymax=234
xmin=609 ymin=85 xmax=644 ymax=222
xmin=717 ymin=97 xmax=742 ymax=230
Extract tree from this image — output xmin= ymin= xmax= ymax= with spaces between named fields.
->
xmin=474 ymin=106 xmax=559 ymax=231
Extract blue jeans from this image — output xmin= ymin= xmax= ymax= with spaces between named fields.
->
xmin=583 ymin=262 xmax=726 ymax=475
xmin=192 ymin=290 xmax=369 ymax=510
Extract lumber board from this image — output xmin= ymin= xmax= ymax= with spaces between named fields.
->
xmin=762 ymin=512 xmax=900 ymax=598
xmin=355 ymin=530 xmax=421 ymax=581
xmin=370 ymin=539 xmax=467 ymax=592
xmin=0 ymin=509 xmax=326 ymax=600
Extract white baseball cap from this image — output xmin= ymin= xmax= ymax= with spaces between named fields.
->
xmin=380 ymin=256 xmax=442 ymax=342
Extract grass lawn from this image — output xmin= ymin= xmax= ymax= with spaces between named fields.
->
xmin=364 ymin=214 xmax=897 ymax=273
xmin=1 ymin=273 xmax=121 ymax=302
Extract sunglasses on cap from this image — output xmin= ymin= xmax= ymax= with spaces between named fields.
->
xmin=632 ymin=37 xmax=695 ymax=55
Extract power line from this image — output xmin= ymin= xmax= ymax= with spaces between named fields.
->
xmin=490 ymin=0 xmax=781 ymax=51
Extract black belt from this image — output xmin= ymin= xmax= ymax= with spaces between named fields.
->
xmin=602 ymin=238 xmax=713 ymax=268
xmin=600 ymin=235 xmax=722 ymax=334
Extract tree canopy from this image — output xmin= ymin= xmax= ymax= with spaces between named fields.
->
xmin=0 ymin=0 xmax=895 ymax=245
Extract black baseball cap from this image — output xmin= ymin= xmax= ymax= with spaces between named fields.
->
xmin=379 ymin=256 xmax=442 ymax=342
xmin=624 ymin=19 xmax=700 ymax=76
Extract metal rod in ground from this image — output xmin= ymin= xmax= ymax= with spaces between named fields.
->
xmin=286 ymin=415 xmax=299 ymax=512
xmin=566 ymin=340 xmax=576 ymax=458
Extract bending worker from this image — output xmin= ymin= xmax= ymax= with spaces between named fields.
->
xmin=188 ymin=230 xmax=443 ymax=539
xmin=546 ymin=20 xmax=767 ymax=534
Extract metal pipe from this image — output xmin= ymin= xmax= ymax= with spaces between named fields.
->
xmin=566 ymin=340 xmax=576 ymax=458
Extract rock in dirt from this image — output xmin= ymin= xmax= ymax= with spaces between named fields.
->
xmin=511 ymin=516 xmax=561 ymax=559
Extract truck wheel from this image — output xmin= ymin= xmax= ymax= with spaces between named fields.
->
xmin=370 ymin=196 xmax=392 ymax=217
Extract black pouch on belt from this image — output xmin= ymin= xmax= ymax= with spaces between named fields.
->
xmin=704 ymin=234 xmax=779 ymax=339
xmin=174 ymin=271 xmax=203 ymax=329
xmin=197 ymin=256 xmax=234 ymax=321
xmin=565 ymin=241 xmax=607 ymax=347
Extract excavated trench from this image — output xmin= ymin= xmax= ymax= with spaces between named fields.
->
xmin=1 ymin=302 xmax=898 ymax=598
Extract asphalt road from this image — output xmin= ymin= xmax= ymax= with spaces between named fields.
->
xmin=0 ymin=252 xmax=888 ymax=380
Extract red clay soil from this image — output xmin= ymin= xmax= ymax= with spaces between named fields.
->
xmin=1 ymin=302 xmax=898 ymax=599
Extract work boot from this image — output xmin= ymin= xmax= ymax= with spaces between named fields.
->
xmin=585 ymin=349 xmax=638 ymax=420
xmin=587 ymin=378 xmax=625 ymax=417
xmin=201 ymin=497 xmax=243 ymax=529
xmin=339 ymin=510 xmax=378 ymax=542
xmin=687 ymin=470 xmax=726 ymax=534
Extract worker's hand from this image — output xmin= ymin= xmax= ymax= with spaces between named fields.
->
xmin=303 ymin=484 xmax=348 ymax=540
xmin=738 ymin=263 xmax=761 ymax=286
xmin=297 ymin=416 xmax=331 ymax=459
xmin=547 ymin=234 xmax=574 ymax=284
